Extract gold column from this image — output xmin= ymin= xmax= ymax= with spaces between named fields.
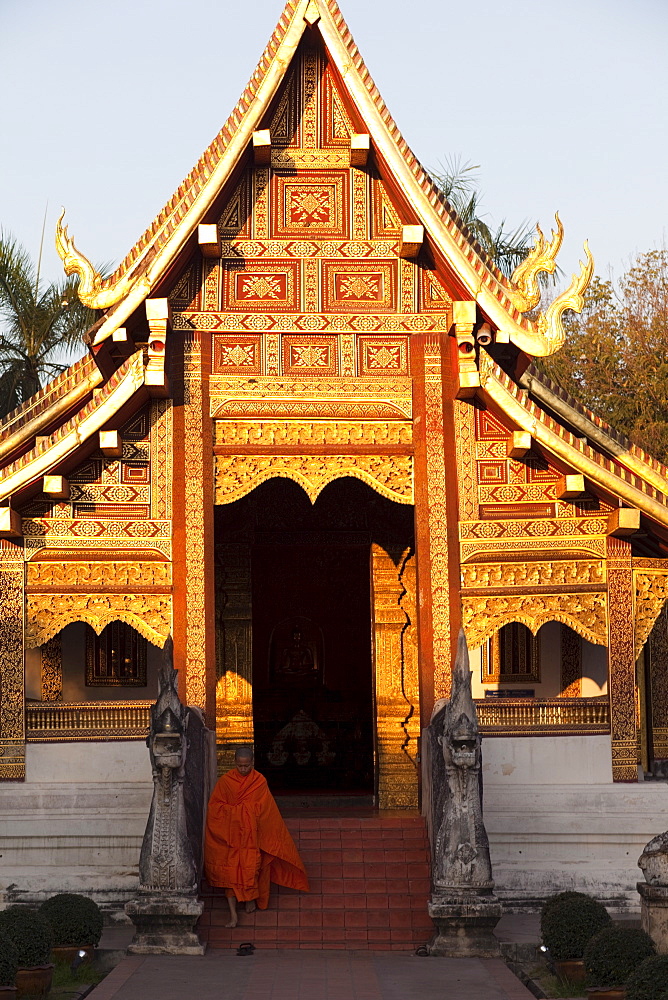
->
xmin=215 ymin=543 xmax=253 ymax=773
xmin=40 ymin=635 xmax=63 ymax=702
xmin=372 ymin=544 xmax=420 ymax=809
xmin=560 ymin=624 xmax=582 ymax=698
xmin=0 ymin=543 xmax=25 ymax=780
xmin=608 ymin=536 xmax=638 ymax=781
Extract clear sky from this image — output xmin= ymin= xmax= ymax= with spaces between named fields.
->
xmin=1 ymin=0 xmax=666 ymax=290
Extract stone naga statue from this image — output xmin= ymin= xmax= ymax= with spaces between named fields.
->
xmin=432 ymin=630 xmax=493 ymax=893
xmin=126 ymin=637 xmax=204 ymax=954
xmin=426 ymin=629 xmax=501 ymax=956
xmin=138 ymin=637 xmax=197 ymax=893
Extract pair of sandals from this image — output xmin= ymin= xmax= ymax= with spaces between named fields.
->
xmin=237 ymin=942 xmax=255 ymax=956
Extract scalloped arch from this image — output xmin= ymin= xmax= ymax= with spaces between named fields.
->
xmin=462 ymin=593 xmax=608 ymax=650
xmin=27 ymin=595 xmax=171 ymax=649
xmin=214 ymin=455 xmax=414 ymax=505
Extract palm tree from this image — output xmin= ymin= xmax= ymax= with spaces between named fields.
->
xmin=0 ymin=232 xmax=95 ymax=418
xmin=430 ymin=157 xmax=536 ymax=280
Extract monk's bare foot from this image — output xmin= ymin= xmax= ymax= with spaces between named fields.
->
xmin=245 ymin=900 xmax=257 ymax=914
xmin=226 ymin=896 xmax=238 ymax=928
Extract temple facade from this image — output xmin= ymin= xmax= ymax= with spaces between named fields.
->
xmin=2 ymin=0 xmax=668 ymax=910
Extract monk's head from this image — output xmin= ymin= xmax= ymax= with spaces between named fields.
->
xmin=235 ymin=746 xmax=254 ymax=776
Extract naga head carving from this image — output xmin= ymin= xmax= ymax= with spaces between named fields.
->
xmin=56 ymin=209 xmax=148 ymax=311
xmin=508 ymin=214 xmax=564 ymax=313
xmin=440 ymin=630 xmax=481 ymax=769
xmin=502 ymin=213 xmax=594 ymax=357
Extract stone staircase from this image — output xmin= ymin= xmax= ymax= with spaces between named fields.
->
xmin=198 ymin=813 xmax=433 ymax=950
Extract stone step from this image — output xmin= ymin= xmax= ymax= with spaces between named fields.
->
xmin=198 ymin=814 xmax=433 ymax=950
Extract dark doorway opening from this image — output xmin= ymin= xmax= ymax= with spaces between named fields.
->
xmin=214 ymin=476 xmax=414 ymax=798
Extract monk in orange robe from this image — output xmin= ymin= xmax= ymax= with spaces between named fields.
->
xmin=204 ymin=746 xmax=309 ymax=927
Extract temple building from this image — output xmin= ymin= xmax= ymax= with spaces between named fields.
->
xmin=2 ymin=0 xmax=668 ymax=911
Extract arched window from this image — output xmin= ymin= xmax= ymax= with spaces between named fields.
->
xmin=482 ymin=622 xmax=540 ymax=684
xmin=85 ymin=622 xmax=147 ymax=687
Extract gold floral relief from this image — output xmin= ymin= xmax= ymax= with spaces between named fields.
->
xmin=635 ymin=571 xmax=668 ymax=658
xmin=26 ymin=594 xmax=171 ymax=649
xmin=0 ymin=556 xmax=25 ymax=780
xmin=214 ymin=420 xmax=412 ymax=447
xmin=214 ymin=454 xmax=414 ymax=506
xmin=462 ymin=592 xmax=607 ymax=649
xmin=40 ymin=635 xmax=63 ymax=702
xmin=27 ymin=562 xmax=171 ymax=589
xmin=461 ymin=559 xmax=604 ymax=589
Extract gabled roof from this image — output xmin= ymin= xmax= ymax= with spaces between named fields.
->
xmin=478 ymin=353 xmax=668 ymax=531
xmin=56 ymin=0 xmax=591 ymax=357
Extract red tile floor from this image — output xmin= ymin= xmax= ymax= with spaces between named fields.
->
xmin=197 ymin=813 xmax=434 ymax=951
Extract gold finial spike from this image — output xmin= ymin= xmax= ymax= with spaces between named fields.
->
xmin=508 ymin=213 xmax=564 ymax=313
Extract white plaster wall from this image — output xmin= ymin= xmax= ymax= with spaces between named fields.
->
xmin=582 ymin=639 xmax=608 ymax=696
xmin=482 ymin=735 xmax=613 ymax=785
xmin=0 ymin=742 xmax=152 ymax=909
xmin=25 ymin=741 xmax=151 ymax=784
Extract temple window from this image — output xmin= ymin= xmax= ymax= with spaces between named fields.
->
xmin=86 ymin=622 xmax=148 ymax=687
xmin=482 ymin=623 xmax=540 ymax=684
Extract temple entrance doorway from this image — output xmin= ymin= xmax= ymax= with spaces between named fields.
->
xmin=214 ymin=477 xmax=416 ymax=802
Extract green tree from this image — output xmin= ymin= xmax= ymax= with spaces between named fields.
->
xmin=0 ymin=232 xmax=94 ymax=418
xmin=431 ymin=158 xmax=536 ymax=279
xmin=539 ymin=249 xmax=668 ymax=463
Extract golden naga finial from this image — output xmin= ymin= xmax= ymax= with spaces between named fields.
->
xmin=55 ymin=210 xmax=142 ymax=310
xmin=534 ymin=242 xmax=594 ymax=355
xmin=508 ymin=213 xmax=564 ymax=312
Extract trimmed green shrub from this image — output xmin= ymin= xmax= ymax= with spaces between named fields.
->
xmin=39 ymin=893 xmax=103 ymax=947
xmin=0 ymin=906 xmax=52 ymax=968
xmin=584 ymin=926 xmax=655 ymax=988
xmin=540 ymin=891 xmax=589 ymax=933
xmin=627 ymin=956 xmax=668 ymax=1000
xmin=0 ymin=930 xmax=18 ymax=987
xmin=541 ymin=892 xmax=611 ymax=960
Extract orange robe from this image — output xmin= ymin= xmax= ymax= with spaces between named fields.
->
xmin=204 ymin=768 xmax=309 ymax=908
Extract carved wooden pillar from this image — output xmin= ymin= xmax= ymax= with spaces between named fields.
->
xmin=412 ymin=333 xmax=461 ymax=716
xmin=173 ymin=330 xmax=217 ymax=724
xmin=40 ymin=635 xmax=63 ymax=701
xmin=607 ymin=536 xmax=638 ymax=781
xmin=0 ymin=542 xmax=25 ymax=780
xmin=215 ymin=543 xmax=253 ymax=774
xmin=371 ymin=545 xmax=420 ymax=809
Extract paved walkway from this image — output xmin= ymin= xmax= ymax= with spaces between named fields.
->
xmin=87 ymin=950 xmax=534 ymax=1000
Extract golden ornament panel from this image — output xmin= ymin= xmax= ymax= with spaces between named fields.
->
xmin=214 ymin=454 xmax=414 ymax=505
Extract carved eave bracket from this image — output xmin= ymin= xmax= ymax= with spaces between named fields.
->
xmin=145 ymin=299 xmax=171 ymax=398
xmin=634 ymin=568 xmax=668 ymax=659
xmin=26 ymin=593 xmax=172 ymax=649
xmin=462 ymin=592 xmax=608 ymax=650
xmin=214 ymin=454 xmax=414 ymax=506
